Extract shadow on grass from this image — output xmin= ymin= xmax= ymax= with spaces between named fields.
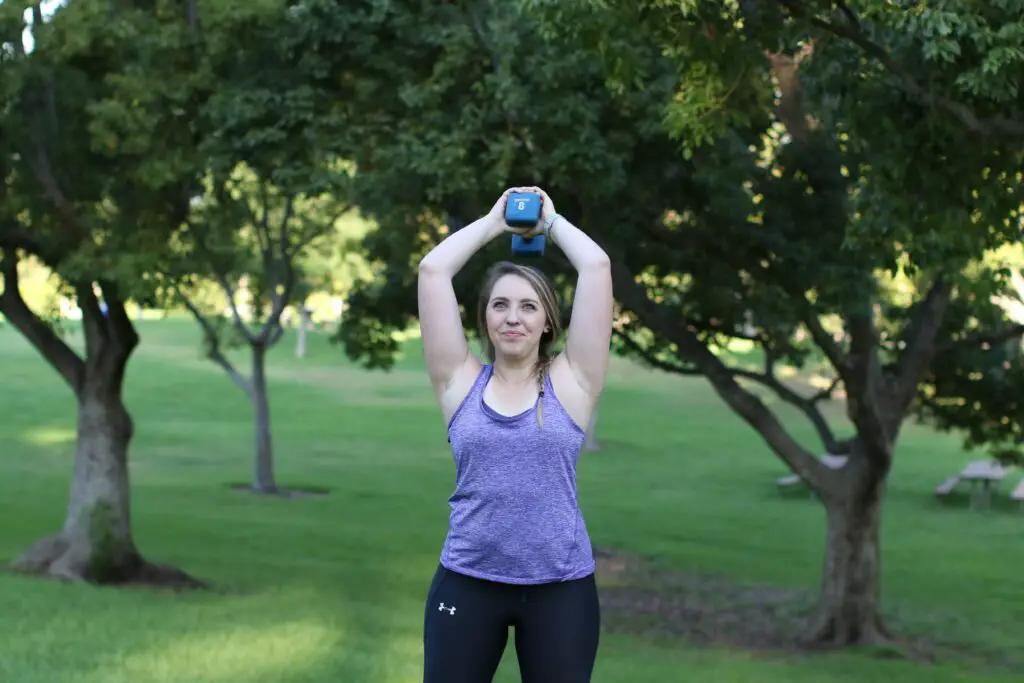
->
xmin=0 ymin=561 xmax=432 ymax=683
xmin=224 ymin=482 xmax=333 ymax=499
xmin=592 ymin=546 xmax=1024 ymax=676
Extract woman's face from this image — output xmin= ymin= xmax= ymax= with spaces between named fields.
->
xmin=485 ymin=274 xmax=549 ymax=361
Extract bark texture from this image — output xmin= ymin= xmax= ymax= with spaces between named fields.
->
xmin=13 ymin=388 xmax=137 ymax=581
xmin=251 ymin=343 xmax=277 ymax=493
xmin=804 ymin=449 xmax=890 ymax=646
xmin=1 ymin=269 xmax=203 ymax=589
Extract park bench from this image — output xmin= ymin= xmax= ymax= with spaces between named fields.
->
xmin=934 ymin=475 xmax=962 ymax=496
xmin=1011 ymin=478 xmax=1024 ymax=509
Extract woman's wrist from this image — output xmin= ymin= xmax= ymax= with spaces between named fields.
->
xmin=543 ymin=213 xmax=562 ymax=245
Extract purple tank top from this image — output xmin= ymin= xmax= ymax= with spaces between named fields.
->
xmin=440 ymin=364 xmax=595 ymax=584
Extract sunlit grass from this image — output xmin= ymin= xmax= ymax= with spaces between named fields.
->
xmin=20 ymin=426 xmax=77 ymax=446
xmin=0 ymin=316 xmax=1021 ymax=683
xmin=84 ymin=620 xmax=341 ymax=683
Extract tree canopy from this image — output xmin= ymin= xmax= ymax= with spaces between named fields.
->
xmin=332 ymin=0 xmax=1024 ymax=645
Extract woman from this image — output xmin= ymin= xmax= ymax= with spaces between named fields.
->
xmin=417 ymin=186 xmax=613 ymax=683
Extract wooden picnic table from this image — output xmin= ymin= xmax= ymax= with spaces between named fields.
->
xmin=959 ymin=460 xmax=1008 ymax=509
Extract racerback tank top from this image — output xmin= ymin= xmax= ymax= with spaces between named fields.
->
xmin=440 ymin=363 xmax=595 ymax=585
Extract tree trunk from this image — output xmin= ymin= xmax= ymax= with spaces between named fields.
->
xmin=296 ymin=307 xmax=310 ymax=358
xmin=803 ymin=476 xmax=890 ymax=646
xmin=13 ymin=386 xmax=139 ymax=581
xmin=250 ymin=342 xmax=277 ymax=493
xmin=7 ymin=300 xmax=203 ymax=589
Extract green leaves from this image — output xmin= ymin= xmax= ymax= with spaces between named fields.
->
xmin=197 ymin=0 xmax=358 ymax=186
xmin=329 ymin=0 xmax=1024 ymax=476
xmin=915 ymin=262 xmax=1024 ymax=465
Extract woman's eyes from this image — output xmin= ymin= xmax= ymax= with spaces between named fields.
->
xmin=492 ymin=302 xmax=536 ymax=311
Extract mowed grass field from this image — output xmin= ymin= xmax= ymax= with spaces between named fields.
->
xmin=0 ymin=316 xmax=1021 ymax=683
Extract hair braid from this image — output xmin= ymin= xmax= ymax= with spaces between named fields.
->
xmin=535 ymin=353 xmax=554 ymax=428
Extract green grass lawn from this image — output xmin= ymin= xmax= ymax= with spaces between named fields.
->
xmin=0 ymin=316 xmax=1021 ymax=683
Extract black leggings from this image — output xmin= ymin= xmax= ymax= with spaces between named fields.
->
xmin=423 ymin=564 xmax=601 ymax=683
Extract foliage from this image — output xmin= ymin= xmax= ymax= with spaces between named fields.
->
xmin=297 ymin=210 xmax=377 ymax=323
xmin=334 ymin=0 xmax=1023 ymax=459
xmin=915 ymin=260 xmax=1024 ymax=465
xmin=176 ymin=162 xmax=353 ymax=343
xmin=0 ymin=0 xmax=203 ymax=298
xmin=173 ymin=0 xmax=359 ymax=342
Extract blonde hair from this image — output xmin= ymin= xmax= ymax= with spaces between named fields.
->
xmin=477 ymin=261 xmax=562 ymax=427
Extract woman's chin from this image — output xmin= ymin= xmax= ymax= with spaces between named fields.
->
xmin=494 ymin=340 xmax=536 ymax=361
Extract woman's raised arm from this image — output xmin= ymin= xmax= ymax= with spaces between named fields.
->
xmin=537 ymin=191 xmax=613 ymax=400
xmin=417 ymin=191 xmax=511 ymax=396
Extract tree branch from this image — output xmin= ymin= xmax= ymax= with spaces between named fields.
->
xmin=14 ymin=14 xmax=83 ymax=245
xmin=892 ymin=276 xmax=952 ymax=414
xmin=76 ymin=281 xmax=108 ymax=360
xmin=749 ymin=347 xmax=848 ymax=455
xmin=634 ymin=219 xmax=849 ymax=373
xmin=938 ymin=322 xmax=1024 ymax=354
xmin=834 ymin=0 xmax=860 ymax=31
xmin=777 ymin=0 xmax=1024 ymax=136
xmin=615 ymin=327 xmax=848 ymax=455
xmin=178 ymin=291 xmax=253 ymax=399
xmin=290 ymin=203 xmax=351 ymax=257
xmin=610 ymin=260 xmax=841 ymax=493
xmin=100 ymin=280 xmax=141 ymax=357
xmin=0 ymin=250 xmax=85 ymax=395
xmin=613 ymin=328 xmax=699 ymax=376
xmin=255 ymin=196 xmax=297 ymax=346
xmin=843 ymin=308 xmax=892 ymax=468
xmin=184 ymin=220 xmax=257 ymax=344
xmin=89 ymin=284 xmax=138 ymax=397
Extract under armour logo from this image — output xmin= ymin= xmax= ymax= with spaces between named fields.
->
xmin=438 ymin=602 xmax=456 ymax=615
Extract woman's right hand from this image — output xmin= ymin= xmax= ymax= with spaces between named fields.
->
xmin=486 ymin=187 xmax=536 ymax=234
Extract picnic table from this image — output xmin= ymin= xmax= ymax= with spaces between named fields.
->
xmin=776 ymin=454 xmax=848 ymax=488
xmin=935 ymin=459 xmax=1020 ymax=509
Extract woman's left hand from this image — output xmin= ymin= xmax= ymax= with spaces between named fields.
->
xmin=520 ymin=186 xmax=556 ymax=237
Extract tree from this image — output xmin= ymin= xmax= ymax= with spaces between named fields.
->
xmin=0 ymin=0 xmax=206 ymax=585
xmin=169 ymin=0 xmax=358 ymax=494
xmin=177 ymin=165 xmax=352 ymax=494
xmin=330 ymin=0 xmax=1024 ymax=646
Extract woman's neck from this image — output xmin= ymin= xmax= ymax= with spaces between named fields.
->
xmin=492 ymin=357 xmax=538 ymax=386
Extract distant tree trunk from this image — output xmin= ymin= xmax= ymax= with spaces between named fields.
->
xmin=0 ymin=272 xmax=201 ymax=587
xmin=250 ymin=342 xmax=276 ymax=493
xmin=296 ymin=307 xmax=311 ymax=358
xmin=584 ymin=407 xmax=601 ymax=451
xmin=804 ymin=445 xmax=889 ymax=646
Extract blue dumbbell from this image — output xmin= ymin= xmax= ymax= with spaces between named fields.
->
xmin=505 ymin=191 xmax=546 ymax=257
